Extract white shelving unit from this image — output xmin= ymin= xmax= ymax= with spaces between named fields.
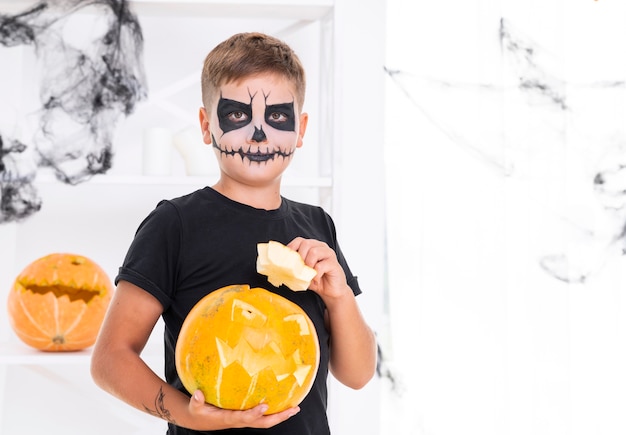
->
xmin=0 ymin=343 xmax=91 ymax=366
xmin=0 ymin=0 xmax=385 ymax=434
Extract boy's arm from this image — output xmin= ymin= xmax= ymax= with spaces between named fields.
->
xmin=288 ymin=238 xmax=378 ymax=389
xmin=90 ymin=280 xmax=300 ymax=431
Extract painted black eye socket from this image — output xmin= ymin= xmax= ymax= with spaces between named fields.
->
xmin=217 ymin=97 xmax=252 ymax=133
xmin=265 ymin=102 xmax=295 ymax=132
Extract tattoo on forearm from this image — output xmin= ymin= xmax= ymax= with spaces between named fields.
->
xmin=143 ymin=386 xmax=177 ymax=424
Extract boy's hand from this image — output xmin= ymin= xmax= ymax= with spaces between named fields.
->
xmin=287 ymin=239 xmax=377 ymax=390
xmin=287 ymin=237 xmax=352 ymax=301
xmin=188 ymin=390 xmax=300 ymax=430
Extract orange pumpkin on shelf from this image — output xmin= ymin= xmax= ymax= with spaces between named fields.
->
xmin=7 ymin=253 xmax=113 ymax=352
xmin=175 ymin=284 xmax=320 ymax=415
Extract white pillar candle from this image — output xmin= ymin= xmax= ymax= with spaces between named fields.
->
xmin=142 ymin=127 xmax=173 ymax=176
xmin=173 ymin=127 xmax=214 ymax=176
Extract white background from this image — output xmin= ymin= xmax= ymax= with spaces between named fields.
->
xmin=383 ymin=0 xmax=626 ymax=434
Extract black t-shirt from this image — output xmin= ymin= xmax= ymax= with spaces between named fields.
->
xmin=116 ymin=187 xmax=361 ymax=435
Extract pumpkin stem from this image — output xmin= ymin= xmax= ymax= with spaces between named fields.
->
xmin=71 ymin=257 xmax=86 ymax=266
xmin=52 ymin=335 xmax=65 ymax=345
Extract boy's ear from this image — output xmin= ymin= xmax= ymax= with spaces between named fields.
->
xmin=198 ymin=107 xmax=212 ymax=144
xmin=296 ymin=112 xmax=308 ymax=148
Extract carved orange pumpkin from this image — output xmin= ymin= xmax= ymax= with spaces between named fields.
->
xmin=7 ymin=253 xmax=113 ymax=351
xmin=175 ymin=284 xmax=320 ymax=414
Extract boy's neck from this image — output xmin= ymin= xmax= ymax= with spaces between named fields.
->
xmin=212 ymin=179 xmax=282 ymax=210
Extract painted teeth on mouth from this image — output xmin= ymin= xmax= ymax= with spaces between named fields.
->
xmin=213 ymin=143 xmax=293 ymax=161
xmin=242 ymin=147 xmax=277 ymax=161
xmin=245 ymin=152 xmax=274 ymax=161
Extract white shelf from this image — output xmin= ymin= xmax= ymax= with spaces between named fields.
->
xmin=33 ymin=173 xmax=333 ymax=188
xmin=129 ymin=0 xmax=333 ymax=19
xmin=0 ymin=341 xmax=164 ymax=366
xmin=0 ymin=342 xmax=92 ymax=365
xmin=0 ymin=0 xmax=333 ymax=18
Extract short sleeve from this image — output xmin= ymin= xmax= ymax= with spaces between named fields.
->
xmin=116 ymin=200 xmax=182 ymax=310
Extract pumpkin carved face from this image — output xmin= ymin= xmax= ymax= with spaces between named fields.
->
xmin=7 ymin=253 xmax=113 ymax=352
xmin=175 ymin=284 xmax=320 ymax=414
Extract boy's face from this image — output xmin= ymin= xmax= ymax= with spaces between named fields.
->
xmin=199 ymin=74 xmax=307 ymax=186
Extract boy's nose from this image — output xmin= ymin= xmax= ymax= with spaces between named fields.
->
xmin=251 ymin=126 xmax=267 ymax=143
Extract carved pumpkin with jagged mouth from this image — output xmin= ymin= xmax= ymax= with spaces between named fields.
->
xmin=7 ymin=253 xmax=113 ymax=351
xmin=175 ymin=284 xmax=320 ymax=414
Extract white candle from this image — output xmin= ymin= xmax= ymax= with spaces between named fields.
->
xmin=173 ymin=127 xmax=214 ymax=176
xmin=142 ymin=127 xmax=173 ymax=176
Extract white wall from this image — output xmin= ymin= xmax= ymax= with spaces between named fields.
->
xmin=383 ymin=1 xmax=626 ymax=434
xmin=328 ymin=0 xmax=386 ymax=434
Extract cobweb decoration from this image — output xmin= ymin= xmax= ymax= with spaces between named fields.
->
xmin=385 ymin=17 xmax=626 ymax=284
xmin=0 ymin=136 xmax=41 ymax=221
xmin=0 ymin=0 xmax=147 ymax=223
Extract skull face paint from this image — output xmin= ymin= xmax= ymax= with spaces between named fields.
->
xmin=211 ymin=85 xmax=299 ymax=164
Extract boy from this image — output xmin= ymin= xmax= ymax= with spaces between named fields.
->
xmin=91 ymin=32 xmax=377 ymax=434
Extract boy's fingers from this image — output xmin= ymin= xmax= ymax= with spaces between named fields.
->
xmin=193 ymin=390 xmax=205 ymax=403
xmin=189 ymin=390 xmax=207 ymax=414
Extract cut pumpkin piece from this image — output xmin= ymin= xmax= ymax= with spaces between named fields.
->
xmin=257 ymin=241 xmax=317 ymax=291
